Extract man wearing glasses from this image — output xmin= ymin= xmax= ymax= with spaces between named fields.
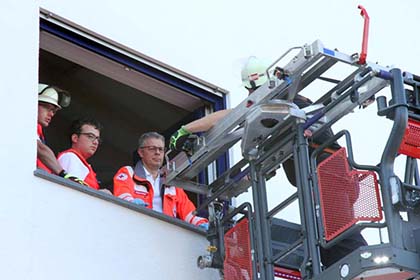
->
xmin=57 ymin=118 xmax=107 ymax=191
xmin=113 ymin=132 xmax=209 ymax=229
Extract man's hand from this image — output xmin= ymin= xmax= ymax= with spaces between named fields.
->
xmin=64 ymin=174 xmax=90 ymax=187
xmin=59 ymin=170 xmax=89 ymax=187
xmin=170 ymin=126 xmax=191 ymax=151
xmin=132 ymin=198 xmax=149 ymax=207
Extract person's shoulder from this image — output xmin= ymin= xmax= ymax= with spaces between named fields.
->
xmin=173 ymin=186 xmax=187 ymax=195
xmin=58 ymin=150 xmax=80 ymax=161
xmin=57 ymin=151 xmax=86 ymax=173
xmin=115 ymin=165 xmax=133 ymax=173
xmin=114 ymin=166 xmax=134 ymax=179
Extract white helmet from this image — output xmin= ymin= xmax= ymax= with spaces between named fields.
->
xmin=38 ymin=83 xmax=71 ymax=109
xmin=241 ymin=56 xmax=268 ymax=89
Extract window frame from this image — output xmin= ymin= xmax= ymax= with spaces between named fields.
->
xmin=38 ymin=8 xmax=230 ymax=213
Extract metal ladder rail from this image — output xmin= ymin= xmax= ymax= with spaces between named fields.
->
xmin=248 ymin=68 xmax=389 ymax=176
xmin=165 ymin=40 xmax=361 ymax=185
xmin=170 ymin=60 xmax=388 ymax=186
xmin=164 ymin=76 xmax=291 ymax=184
xmin=186 ymin=63 xmax=391 ymax=206
xmin=194 ymin=102 xmax=305 ymax=213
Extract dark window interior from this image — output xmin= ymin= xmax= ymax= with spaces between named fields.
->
xmin=38 ymin=44 xmax=207 ymax=195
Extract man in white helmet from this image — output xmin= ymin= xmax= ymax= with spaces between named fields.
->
xmin=37 ymin=83 xmax=69 ymax=175
xmin=168 ymin=57 xmax=262 ymax=151
xmin=169 ymin=57 xmax=367 ymax=267
xmin=170 ymin=56 xmax=335 ymax=169
xmin=170 ymin=56 xmax=292 ymax=150
xmin=37 ymin=84 xmax=87 ymax=185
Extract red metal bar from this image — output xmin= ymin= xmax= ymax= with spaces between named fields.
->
xmin=273 ymin=266 xmax=301 ymax=280
xmin=358 ymin=5 xmax=370 ymax=64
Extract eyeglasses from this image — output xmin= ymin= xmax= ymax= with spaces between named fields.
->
xmin=79 ymin=132 xmax=102 ymax=144
xmin=140 ymin=146 xmax=166 ymax=153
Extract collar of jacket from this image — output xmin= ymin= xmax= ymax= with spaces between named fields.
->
xmin=134 ymin=161 xmax=169 ymax=194
xmin=133 ymin=160 xmax=165 ymax=179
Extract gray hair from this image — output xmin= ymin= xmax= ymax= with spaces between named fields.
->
xmin=138 ymin=132 xmax=165 ymax=148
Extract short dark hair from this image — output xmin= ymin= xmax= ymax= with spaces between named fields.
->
xmin=69 ymin=117 xmax=103 ymax=141
xmin=138 ymin=132 xmax=165 ymax=149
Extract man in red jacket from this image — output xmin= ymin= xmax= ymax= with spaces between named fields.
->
xmin=37 ymin=83 xmax=70 ymax=175
xmin=37 ymin=84 xmax=88 ymax=185
xmin=57 ymin=118 xmax=109 ymax=192
xmin=114 ymin=132 xmax=208 ymax=229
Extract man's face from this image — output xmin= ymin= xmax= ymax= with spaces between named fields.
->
xmin=71 ymin=124 xmax=100 ymax=160
xmin=38 ymin=102 xmax=60 ymax=127
xmin=138 ymin=137 xmax=165 ymax=171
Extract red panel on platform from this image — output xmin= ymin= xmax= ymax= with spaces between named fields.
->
xmin=399 ymin=118 xmax=420 ymax=158
xmin=224 ymin=218 xmax=253 ymax=280
xmin=317 ymin=147 xmax=382 ymax=241
xmin=274 ymin=266 xmax=302 ymax=279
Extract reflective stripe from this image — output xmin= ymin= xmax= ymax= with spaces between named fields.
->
xmin=119 ymin=193 xmax=134 ymax=201
xmin=185 ymin=212 xmax=194 ymax=224
xmin=184 ymin=212 xmax=206 ymax=226
xmin=190 ymin=216 xmax=204 ymax=226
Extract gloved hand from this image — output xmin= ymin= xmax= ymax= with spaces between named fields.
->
xmin=59 ymin=170 xmax=89 ymax=187
xmin=170 ymin=126 xmax=191 ymax=151
xmin=132 ymin=198 xmax=148 ymax=207
xmin=198 ymin=223 xmax=209 ymax=230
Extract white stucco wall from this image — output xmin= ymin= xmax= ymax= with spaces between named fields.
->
xmin=0 ymin=1 xmax=40 ymax=278
xmin=26 ymin=178 xmax=219 ymax=280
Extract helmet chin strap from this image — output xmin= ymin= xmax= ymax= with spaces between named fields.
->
xmin=250 ymin=80 xmax=257 ymax=90
xmin=245 ymin=85 xmax=260 ymax=95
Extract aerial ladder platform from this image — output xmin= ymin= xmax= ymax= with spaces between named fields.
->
xmin=164 ymin=9 xmax=420 ymax=279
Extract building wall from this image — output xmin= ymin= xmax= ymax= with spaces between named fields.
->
xmin=0 ymin=2 xmax=219 ymax=279
xmin=27 ymin=178 xmax=219 ymax=280
xmin=0 ymin=1 xmax=39 ymax=279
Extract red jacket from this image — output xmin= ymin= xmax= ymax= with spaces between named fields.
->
xmin=57 ymin=148 xmax=100 ymax=190
xmin=113 ymin=161 xmax=207 ymax=226
xmin=36 ymin=124 xmax=52 ymax=173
